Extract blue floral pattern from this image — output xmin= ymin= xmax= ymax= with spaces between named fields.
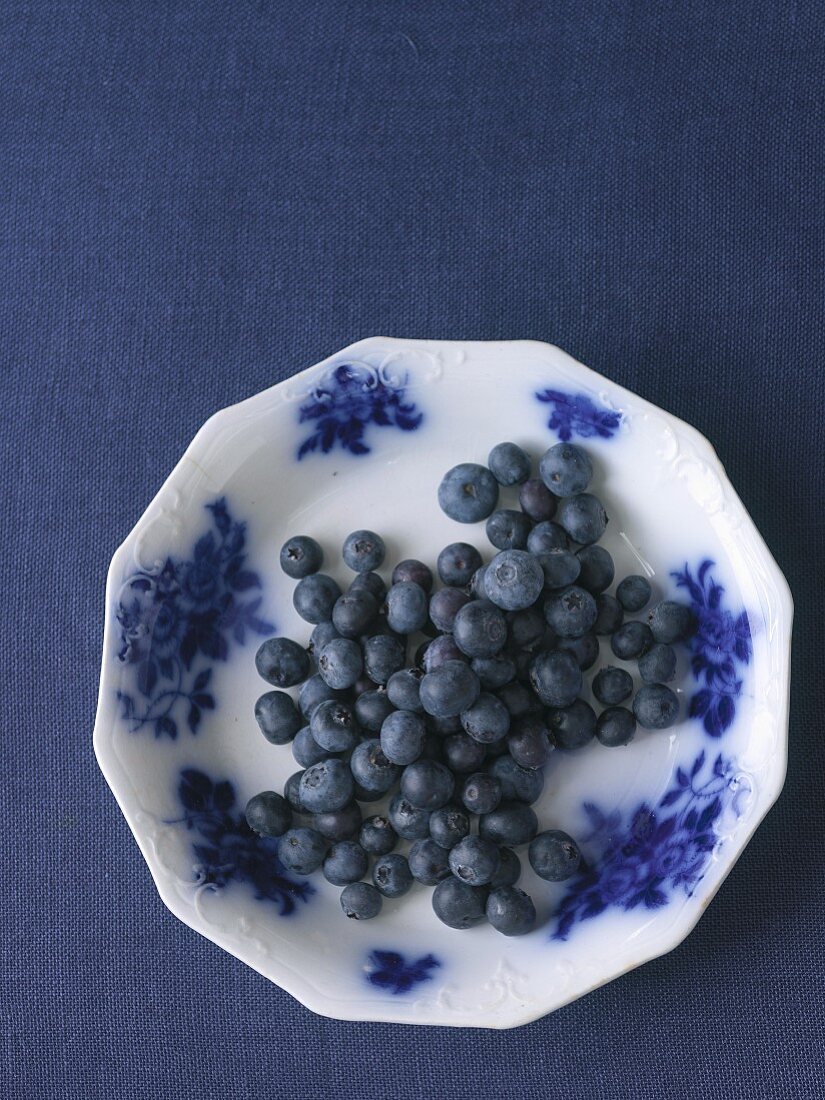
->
xmin=672 ymin=559 xmax=751 ymax=737
xmin=364 ymin=950 xmax=441 ymax=994
xmin=115 ymin=498 xmax=273 ymax=739
xmin=297 ymin=363 xmax=423 ymax=458
xmin=172 ymin=769 xmax=313 ymax=915
xmin=554 ymin=750 xmax=741 ymax=940
xmin=535 ymin=389 xmax=622 ymax=441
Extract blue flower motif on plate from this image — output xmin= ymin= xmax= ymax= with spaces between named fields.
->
xmin=172 ymin=769 xmax=313 ymax=915
xmin=553 ymin=750 xmax=744 ymax=940
xmin=672 ymin=559 xmax=751 ymax=737
xmin=535 ymin=388 xmax=622 ymax=441
xmin=115 ymin=498 xmax=273 ymax=739
xmin=364 ymin=950 xmax=441 ymax=994
xmin=297 ymin=363 xmax=423 ymax=458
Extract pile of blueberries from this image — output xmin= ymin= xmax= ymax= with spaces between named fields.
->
xmin=245 ymin=441 xmax=695 ymax=936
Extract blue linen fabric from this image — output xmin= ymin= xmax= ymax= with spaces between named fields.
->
xmin=2 ymin=2 xmax=823 ymax=1097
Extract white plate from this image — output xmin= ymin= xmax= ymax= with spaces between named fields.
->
xmin=94 ymin=338 xmax=792 ymax=1028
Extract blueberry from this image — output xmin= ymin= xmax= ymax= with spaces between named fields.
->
xmin=485 ymin=737 xmax=510 ymax=760
xmin=408 ymin=838 xmax=452 ymax=885
xmin=294 ymin=572 xmax=342 ymax=623
xmin=529 ymin=830 xmax=581 ymax=881
xmin=420 ymin=638 xmax=466 ymax=668
xmin=278 ymin=827 xmax=327 ymax=875
xmin=453 ymin=599 xmax=508 ymax=659
xmin=340 ymin=881 xmax=382 ymax=920
xmin=386 ymin=668 xmax=425 ymax=712
xmin=647 ymin=600 xmax=695 ymax=644
xmin=423 ymin=634 xmax=467 ymax=671
xmin=388 ymin=792 xmax=431 ymax=839
xmin=354 ymin=688 xmax=394 ymax=732
xmin=373 ymin=853 xmax=414 ymax=898
xmin=429 ymin=804 xmax=471 ymax=849
xmin=611 ymin=621 xmax=654 ymax=660
xmin=420 ymin=661 xmax=481 ymax=718
xmin=510 ymin=649 xmax=535 ymax=684
xmin=592 ymin=666 xmax=633 ymax=706
xmin=349 ymin=571 xmax=388 ymax=603
xmin=536 ymin=549 xmax=581 ymax=590
xmin=478 ymin=800 xmax=538 ymax=845
xmin=616 ymin=574 xmax=652 ymax=612
xmin=352 ymin=782 xmax=385 ymax=803
xmin=298 ymin=673 xmax=343 ymax=719
xmin=488 ymin=441 xmax=531 ymax=486
xmin=342 ymin=529 xmax=386 ymax=573
xmin=312 ymin=801 xmax=363 ymax=841
xmin=245 ymin=791 xmax=292 ymax=838
xmin=556 ymin=493 xmax=608 ymax=545
xmin=292 ymin=725 xmax=332 ymax=768
xmin=350 ymin=738 xmax=402 ymax=793
xmin=437 ymin=542 xmax=483 ymax=587
xmin=471 ymin=655 xmax=517 ymax=690
xmin=386 ymin=581 xmax=428 ymax=634
xmin=323 ymin=841 xmax=369 ymax=886
xmin=638 ymin=642 xmax=677 ymax=684
xmin=461 ymin=772 xmax=501 ymax=814
xmin=283 ymin=770 xmax=305 ymax=812
xmin=519 ymin=478 xmax=557 ymax=522
xmin=255 ymin=637 xmax=310 ymax=688
xmin=460 ymin=692 xmax=511 ymax=744
xmin=429 ymin=587 xmax=471 ymax=633
xmin=449 ymin=836 xmax=501 ymax=886
xmin=486 ymin=509 xmax=532 ymax=551
xmin=556 ymin=632 xmax=600 ymax=670
xmin=432 ymin=878 xmax=488 ymax=929
xmin=299 ymin=759 xmax=354 ymax=813
xmin=392 ymin=559 xmax=434 ymax=592
xmin=486 ymin=885 xmax=536 ymax=936
xmin=507 ymin=714 xmax=552 ymax=769
xmin=438 ymin=462 xmax=499 ymax=523
xmin=633 ymin=683 xmax=680 ymax=729
xmin=576 ymin=545 xmax=615 ymax=594
xmin=428 ymin=713 xmax=463 ymax=734
xmin=526 ymin=521 xmax=567 ymax=555
xmin=308 ymin=620 xmax=341 ymax=661
xmin=544 ymin=585 xmax=598 ymax=638
xmin=491 ymin=847 xmax=522 ymax=888
xmin=487 ymin=756 xmax=545 ymax=804
xmin=280 ymin=535 xmax=323 ymax=579
xmin=420 ymin=731 xmax=445 ymax=762
xmin=548 ymin=699 xmax=596 ymax=749
xmin=596 ymin=706 xmax=637 ymax=747
xmin=362 ymin=635 xmax=406 ymax=685
xmin=401 ymin=760 xmax=455 ymax=810
xmin=331 ymin=591 xmax=379 ymax=638
xmin=463 ymin=568 xmax=485 ymax=604
xmin=359 ymin=815 xmax=398 ymax=855
xmin=310 ymin=699 xmax=360 ymax=752
xmin=442 ymin=732 xmax=487 ymax=774
xmin=317 ymin=637 xmax=363 ymax=689
xmin=254 ymin=691 xmax=302 ymax=745
xmin=529 ymin=650 xmax=582 ymax=707
xmin=539 ymin=442 xmax=593 ymax=496
xmin=484 ymin=550 xmax=545 ymax=611
xmin=593 ymin=594 xmax=624 ymax=635
xmin=380 ymin=710 xmax=426 ymax=765
xmin=506 ymin=607 xmax=545 ymax=651
xmin=497 ymin=680 xmax=542 ymax=719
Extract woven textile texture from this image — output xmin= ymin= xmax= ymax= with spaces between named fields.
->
xmin=2 ymin=2 xmax=823 ymax=1097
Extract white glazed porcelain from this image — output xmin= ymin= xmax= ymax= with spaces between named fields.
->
xmin=94 ymin=338 xmax=792 ymax=1028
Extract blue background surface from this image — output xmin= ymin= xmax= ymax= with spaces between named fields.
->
xmin=3 ymin=3 xmax=822 ymax=1097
